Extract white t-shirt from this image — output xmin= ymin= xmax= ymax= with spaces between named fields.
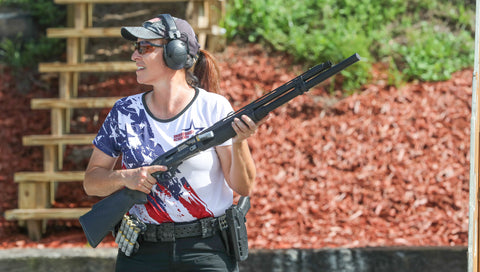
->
xmin=93 ymin=88 xmax=234 ymax=224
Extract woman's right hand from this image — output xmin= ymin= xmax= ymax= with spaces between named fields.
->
xmin=84 ymin=148 xmax=168 ymax=197
xmin=123 ymin=165 xmax=167 ymax=194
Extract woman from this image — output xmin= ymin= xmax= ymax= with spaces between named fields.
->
xmin=83 ymin=14 xmax=266 ymax=271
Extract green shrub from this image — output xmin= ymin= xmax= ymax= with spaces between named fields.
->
xmin=389 ymin=22 xmax=474 ymax=81
xmin=0 ymin=0 xmax=66 ymax=71
xmin=224 ymin=0 xmax=475 ymax=90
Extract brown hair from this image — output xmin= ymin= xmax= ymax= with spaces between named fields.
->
xmin=187 ymin=49 xmax=221 ymax=94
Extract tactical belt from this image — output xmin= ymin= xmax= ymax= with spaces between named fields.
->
xmin=142 ymin=215 xmax=228 ymax=242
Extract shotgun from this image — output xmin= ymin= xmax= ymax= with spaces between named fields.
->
xmin=79 ymin=53 xmax=361 ymax=248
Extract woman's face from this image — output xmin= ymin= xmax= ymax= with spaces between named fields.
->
xmin=131 ymin=39 xmax=170 ymax=85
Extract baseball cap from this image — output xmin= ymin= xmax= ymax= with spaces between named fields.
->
xmin=121 ymin=15 xmax=200 ymax=57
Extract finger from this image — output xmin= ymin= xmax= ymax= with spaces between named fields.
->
xmin=234 ymin=115 xmax=255 ymax=132
xmin=143 ymin=182 xmax=154 ymax=192
xmin=135 ymin=180 xmax=151 ymax=194
xmin=146 ymin=165 xmax=166 ymax=178
xmin=240 ymin=115 xmax=256 ymax=130
xmin=232 ymin=118 xmax=248 ymax=135
xmin=148 ymin=165 xmax=167 ymax=173
xmin=138 ymin=182 xmax=149 ymax=192
xmin=136 ymin=167 xmax=158 ymax=188
xmin=144 ymin=176 xmax=157 ymax=187
xmin=141 ymin=175 xmax=157 ymax=192
xmin=231 ymin=120 xmax=242 ymax=136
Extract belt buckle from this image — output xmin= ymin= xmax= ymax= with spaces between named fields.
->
xmin=199 ymin=217 xmax=215 ymax=238
xmin=158 ymin=222 xmax=175 ymax=242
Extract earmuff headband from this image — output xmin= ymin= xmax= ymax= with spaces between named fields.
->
xmin=159 ymin=14 xmax=181 ymax=40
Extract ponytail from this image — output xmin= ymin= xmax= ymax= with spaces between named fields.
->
xmin=188 ymin=49 xmax=221 ymax=94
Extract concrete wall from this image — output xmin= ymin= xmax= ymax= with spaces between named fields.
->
xmin=0 ymin=246 xmax=467 ymax=272
xmin=242 ymin=247 xmax=467 ymax=272
xmin=0 ymin=248 xmax=115 ymax=272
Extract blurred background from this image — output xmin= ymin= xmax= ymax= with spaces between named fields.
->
xmin=0 ymin=0 xmax=475 ymax=271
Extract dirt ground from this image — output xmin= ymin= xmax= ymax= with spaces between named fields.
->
xmin=0 ymin=43 xmax=472 ymax=249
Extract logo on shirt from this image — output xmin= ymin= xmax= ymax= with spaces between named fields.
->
xmin=173 ymin=121 xmax=205 ymax=142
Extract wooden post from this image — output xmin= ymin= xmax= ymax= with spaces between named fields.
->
xmin=12 ymin=0 xmax=227 ymax=241
xmin=186 ymin=0 xmax=226 ymax=51
xmin=52 ymin=2 xmax=90 ymax=203
xmin=469 ymin=0 xmax=480 ymax=271
xmin=18 ymin=146 xmax=55 ymax=240
xmin=186 ymin=0 xmax=207 ymax=49
xmin=18 ymin=183 xmax=48 ymax=241
xmin=205 ymin=0 xmax=226 ymax=52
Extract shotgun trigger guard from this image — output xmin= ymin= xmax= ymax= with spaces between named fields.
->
xmin=153 ymin=163 xmax=181 ymax=182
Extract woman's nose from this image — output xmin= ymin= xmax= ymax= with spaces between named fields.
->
xmin=131 ymin=50 xmax=141 ymax=61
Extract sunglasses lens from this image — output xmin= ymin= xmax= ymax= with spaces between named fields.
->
xmin=133 ymin=41 xmax=165 ymax=55
xmin=134 ymin=41 xmax=153 ymax=55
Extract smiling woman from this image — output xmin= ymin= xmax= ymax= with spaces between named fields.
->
xmin=82 ymin=13 xmax=268 ymax=272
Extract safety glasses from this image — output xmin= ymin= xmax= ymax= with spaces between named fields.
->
xmin=133 ymin=41 xmax=164 ymax=55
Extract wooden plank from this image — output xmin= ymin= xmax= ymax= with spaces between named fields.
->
xmin=14 ymin=171 xmax=85 ymax=183
xmin=23 ymin=134 xmax=96 ymax=146
xmin=47 ymin=26 xmax=216 ymax=38
xmin=48 ymin=27 xmax=121 ymax=38
xmin=39 ymin=61 xmax=136 ymax=73
xmin=5 ymin=208 xmax=90 ymax=220
xmin=31 ymin=97 xmax=121 ymax=109
xmin=476 ymin=41 xmax=480 ymax=271
xmin=470 ymin=1 xmax=480 ymax=270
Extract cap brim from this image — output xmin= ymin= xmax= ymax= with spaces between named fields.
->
xmin=121 ymin=26 xmax=165 ymax=41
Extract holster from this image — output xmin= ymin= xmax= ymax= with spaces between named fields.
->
xmin=222 ymin=196 xmax=250 ymax=261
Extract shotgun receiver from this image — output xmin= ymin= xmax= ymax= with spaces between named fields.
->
xmin=79 ymin=53 xmax=361 ymax=248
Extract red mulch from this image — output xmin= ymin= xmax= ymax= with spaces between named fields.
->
xmin=0 ymin=44 xmax=471 ymax=249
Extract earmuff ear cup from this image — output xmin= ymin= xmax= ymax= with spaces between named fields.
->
xmin=184 ymin=55 xmax=194 ymax=69
xmin=163 ymin=39 xmax=188 ymax=70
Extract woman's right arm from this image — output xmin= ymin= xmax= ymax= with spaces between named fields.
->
xmin=83 ymin=147 xmax=166 ymax=197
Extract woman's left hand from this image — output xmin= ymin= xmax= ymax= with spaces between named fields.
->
xmin=231 ymin=114 xmax=270 ymax=143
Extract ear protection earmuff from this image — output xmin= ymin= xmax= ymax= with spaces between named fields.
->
xmin=159 ymin=14 xmax=189 ymax=70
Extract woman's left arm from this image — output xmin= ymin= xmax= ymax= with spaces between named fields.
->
xmin=216 ymin=114 xmax=269 ymax=196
